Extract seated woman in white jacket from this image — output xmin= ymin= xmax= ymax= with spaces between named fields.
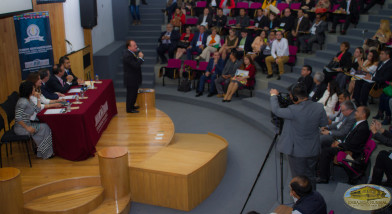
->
xmin=26 ymin=72 xmax=63 ymax=110
xmin=197 ymin=27 xmax=221 ymax=62
xmin=318 ymin=80 xmax=340 ymax=118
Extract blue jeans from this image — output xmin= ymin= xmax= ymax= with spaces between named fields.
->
xmin=130 ymin=5 xmax=140 ymax=20
xmin=198 ymin=73 xmax=217 ymax=93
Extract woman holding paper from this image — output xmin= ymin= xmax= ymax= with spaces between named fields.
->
xmin=26 ymin=72 xmax=63 ymax=110
xmin=250 ymin=30 xmax=267 ymax=60
xmin=14 ymin=81 xmax=54 ymax=159
xmin=223 ymin=55 xmax=256 ymax=102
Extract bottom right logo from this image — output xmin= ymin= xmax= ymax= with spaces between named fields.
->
xmin=344 ymin=184 xmax=391 ymax=211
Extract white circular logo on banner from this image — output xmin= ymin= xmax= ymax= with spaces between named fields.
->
xmin=25 ymin=24 xmax=44 ymax=43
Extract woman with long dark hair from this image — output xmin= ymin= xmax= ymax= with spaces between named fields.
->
xmin=317 ymin=80 xmax=340 ymax=118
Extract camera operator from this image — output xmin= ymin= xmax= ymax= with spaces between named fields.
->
xmin=270 ymin=84 xmax=328 ymax=189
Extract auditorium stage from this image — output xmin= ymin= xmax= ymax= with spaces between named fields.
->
xmin=0 ymin=102 xmax=228 ymax=213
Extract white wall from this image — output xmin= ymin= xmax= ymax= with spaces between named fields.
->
xmin=63 ymin=0 xmax=85 ymax=54
xmin=91 ymin=0 xmax=114 ymax=53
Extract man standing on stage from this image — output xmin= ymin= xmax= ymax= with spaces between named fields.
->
xmin=270 ymin=83 xmax=328 ymax=189
xmin=123 ymin=40 xmax=144 ymax=113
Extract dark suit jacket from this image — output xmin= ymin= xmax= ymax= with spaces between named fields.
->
xmin=46 ymin=75 xmax=72 ymax=94
xmin=294 ymin=16 xmax=311 ymax=33
xmin=212 ymin=14 xmax=227 ymax=27
xmin=62 ymin=68 xmax=78 ymax=86
xmin=254 ymin=15 xmax=269 ymax=29
xmin=190 ymin=31 xmax=208 ymax=47
xmin=41 ymin=82 xmax=59 ymax=100
xmin=297 ymin=75 xmax=314 ymax=94
xmin=336 ymin=51 xmax=352 ymax=70
xmin=311 ymin=82 xmax=327 ymax=102
xmin=206 ymin=58 xmax=225 ymax=75
xmin=267 ymin=18 xmax=280 ymax=30
xmin=339 ymin=120 xmax=370 ymax=156
xmin=279 ymin=16 xmax=295 ymax=32
xmin=158 ymin=30 xmax=180 ymax=47
xmin=329 ymin=111 xmax=356 ymax=140
xmin=235 ymin=15 xmax=250 ymax=27
xmin=123 ymin=50 xmax=143 ymax=87
xmin=311 ymin=20 xmax=328 ymax=45
xmin=339 ymin=0 xmax=359 ymax=24
xmin=372 ymin=59 xmax=392 ymax=87
xmin=237 ymin=36 xmax=254 ymax=53
xmin=198 ymin=14 xmax=213 ymax=27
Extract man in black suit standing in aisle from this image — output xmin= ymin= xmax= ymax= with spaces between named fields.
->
xmin=46 ymin=64 xmax=73 ymax=94
xmin=317 ymin=106 xmax=371 ymax=184
xmin=157 ymin=24 xmax=180 ymax=64
xmin=123 ymin=40 xmax=144 ymax=113
xmin=329 ymin=0 xmax=359 ymax=35
xmin=59 ymin=56 xmax=83 ymax=85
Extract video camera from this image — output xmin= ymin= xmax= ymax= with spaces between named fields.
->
xmin=271 ymin=93 xmax=293 ymax=135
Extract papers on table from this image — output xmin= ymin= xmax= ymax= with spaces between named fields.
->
xmin=345 ymin=70 xmax=375 ymax=83
xmin=324 ymin=66 xmax=338 ymax=73
xmin=68 ymin=88 xmax=81 ymax=93
xmin=45 ymin=108 xmax=66 ymax=115
xmin=63 ymin=95 xmax=76 ymax=100
xmin=235 ymin=69 xmax=249 ymax=77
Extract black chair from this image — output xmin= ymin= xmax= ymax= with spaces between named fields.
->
xmin=0 ymin=96 xmax=33 ymax=168
xmin=0 ymin=91 xmax=19 ymax=155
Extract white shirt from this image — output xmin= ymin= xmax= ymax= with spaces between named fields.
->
xmin=318 ymin=90 xmax=339 ymax=117
xmin=310 ymin=21 xmax=322 ymax=35
xmin=346 ymin=0 xmax=351 ymax=14
xmin=201 ymin=15 xmax=208 ymax=26
xmin=30 ymin=94 xmax=50 ymax=110
xmin=271 ymin=38 xmax=289 ymax=58
xmin=206 ymin=34 xmax=221 ymax=47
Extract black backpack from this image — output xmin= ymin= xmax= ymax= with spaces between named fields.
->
xmin=178 ymin=71 xmax=191 ymax=92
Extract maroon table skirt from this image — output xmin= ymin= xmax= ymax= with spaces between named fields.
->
xmin=38 ymin=80 xmax=117 ymax=161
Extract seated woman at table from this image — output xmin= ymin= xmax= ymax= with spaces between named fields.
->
xmin=363 ymin=19 xmax=392 ymax=52
xmin=348 ymin=50 xmax=378 ymax=97
xmin=26 ymin=72 xmax=63 ymax=110
xmin=14 ymin=81 xmax=54 ymax=159
xmin=219 ymin=28 xmax=238 ymax=60
xmin=223 ymin=55 xmax=256 ymax=102
xmin=250 ymin=30 xmax=267 ymax=60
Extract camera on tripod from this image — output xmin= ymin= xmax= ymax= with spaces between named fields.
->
xmin=271 ymin=93 xmax=293 ymax=134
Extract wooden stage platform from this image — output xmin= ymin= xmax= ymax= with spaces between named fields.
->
xmin=0 ymin=102 xmax=228 ymax=213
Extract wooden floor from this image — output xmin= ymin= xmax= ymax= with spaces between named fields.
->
xmin=0 ymin=102 xmax=175 ymax=191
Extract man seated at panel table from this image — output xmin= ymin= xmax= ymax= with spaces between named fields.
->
xmin=39 ymin=68 xmax=65 ymax=100
xmin=59 ymin=56 xmax=83 ymax=85
xmin=46 ymin=64 xmax=73 ymax=94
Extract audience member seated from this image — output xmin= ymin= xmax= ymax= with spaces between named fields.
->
xmin=197 ymin=27 xmax=221 ymax=62
xmin=255 ymin=31 xmax=276 ymax=73
xmin=181 ymin=0 xmax=195 ymax=15
xmin=320 ymin=100 xmax=356 ymax=149
xmin=265 ymin=31 xmax=289 ymax=80
xmin=171 ymin=7 xmax=185 ymax=29
xmin=38 ymin=68 xmax=65 ymax=100
xmin=363 ymin=20 xmax=392 ymax=52
xmin=236 ymin=29 xmax=253 ymax=58
xmin=279 ymin=8 xmax=295 ymax=34
xmin=299 ymin=13 xmax=328 ymax=53
xmin=329 ymin=0 xmax=359 ymax=35
xmin=14 ymin=81 xmax=54 ymax=159
xmin=198 ymin=8 xmax=213 ymax=29
xmin=26 ymin=72 xmax=63 ymax=110
xmin=335 ymin=47 xmax=364 ymax=90
xmin=290 ymin=175 xmax=327 ymax=214
xmin=323 ymin=42 xmax=352 ymax=83
xmin=157 ymin=24 xmax=180 ymax=64
xmin=187 ymin=25 xmax=208 ymax=60
xmin=289 ymin=9 xmax=311 ymax=47
xmin=266 ymin=13 xmax=280 ymax=31
xmin=163 ymin=0 xmax=177 ymax=22
xmin=223 ymin=55 xmax=256 ymax=102
xmin=369 ymin=120 xmax=392 ymax=187
xmin=46 ymin=64 xmax=73 ymax=94
xmin=212 ymin=8 xmax=227 ymax=33
xmin=301 ymin=0 xmax=316 ymax=11
xmin=309 ymin=72 xmax=327 ymax=102
xmin=318 ymin=80 xmax=340 ymax=118
xmin=59 ymin=56 xmax=82 ymax=85
xmin=219 ymin=0 xmax=235 ymax=16
xmin=215 ymin=51 xmax=242 ymax=98
xmin=296 ymin=65 xmax=314 ymax=94
xmin=196 ymin=52 xmax=225 ymax=97
xmin=175 ymin=26 xmax=194 ymax=59
xmin=219 ymin=29 xmax=238 ymax=60
xmin=353 ymin=48 xmax=392 ymax=106
xmin=317 ymin=106 xmax=370 ymax=184
xmin=235 ymin=8 xmax=250 ymax=28
xmin=254 ymin=9 xmax=269 ymax=30
xmin=329 ymin=90 xmax=352 ymax=123
xmin=250 ymin=30 xmax=267 ymax=60
xmin=312 ymin=0 xmax=330 ymax=13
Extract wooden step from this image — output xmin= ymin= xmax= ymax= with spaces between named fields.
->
xmin=89 ymin=193 xmax=131 ymax=214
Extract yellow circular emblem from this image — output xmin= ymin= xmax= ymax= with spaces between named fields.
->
xmin=344 ymin=184 xmax=391 ymax=211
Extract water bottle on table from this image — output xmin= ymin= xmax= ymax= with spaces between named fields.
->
xmin=66 ymin=101 xmax=72 ymax=112
xmin=95 ymin=75 xmax=99 ymax=81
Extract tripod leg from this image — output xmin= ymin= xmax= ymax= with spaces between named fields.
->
xmin=280 ymin=153 xmax=284 ymax=204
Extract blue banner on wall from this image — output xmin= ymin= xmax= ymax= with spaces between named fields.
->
xmin=14 ymin=12 xmax=54 ymax=80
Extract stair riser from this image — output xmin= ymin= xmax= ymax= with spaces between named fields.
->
xmin=126 ymin=37 xmax=157 ymax=43
xmin=357 ymin=22 xmax=379 ymax=30
xmin=368 ymin=15 xmax=392 ymax=23
xmin=325 ymin=43 xmax=355 ymax=53
xmin=255 ymin=90 xmax=270 ymax=100
xmin=128 ymin=25 xmax=162 ymax=31
xmin=337 ymin=37 xmax=363 ymax=47
xmin=346 ymin=29 xmax=376 ymax=38
xmin=378 ymin=10 xmax=392 ymax=15
xmin=280 ymin=74 xmax=298 ymax=83
xmin=130 ymin=19 xmax=164 ymax=24
xmin=268 ymin=82 xmax=290 ymax=93
xmin=243 ymin=100 xmax=271 ymax=115
xmin=316 ymin=51 xmax=336 ymax=59
xmin=303 ymin=58 xmax=329 ymax=70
